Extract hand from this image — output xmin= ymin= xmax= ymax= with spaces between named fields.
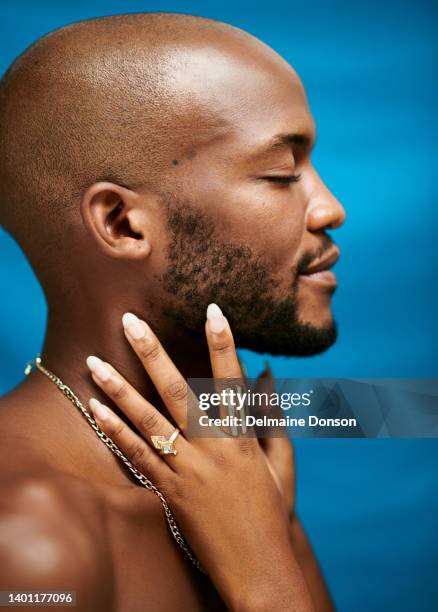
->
xmin=254 ymin=368 xmax=295 ymax=520
xmin=253 ymin=373 xmax=334 ymax=612
xmin=86 ymin=307 xmax=313 ymax=612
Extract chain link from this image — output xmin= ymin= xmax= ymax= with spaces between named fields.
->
xmin=25 ymin=356 xmax=204 ymax=573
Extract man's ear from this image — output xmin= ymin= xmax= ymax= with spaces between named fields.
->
xmin=80 ymin=182 xmax=151 ymax=260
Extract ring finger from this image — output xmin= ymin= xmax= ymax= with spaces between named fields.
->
xmin=88 ymin=397 xmax=171 ymax=476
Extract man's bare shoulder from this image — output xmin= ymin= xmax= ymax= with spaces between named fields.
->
xmin=0 ymin=463 xmax=114 ymax=611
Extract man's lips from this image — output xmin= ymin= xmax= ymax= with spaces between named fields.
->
xmin=299 ymin=247 xmax=340 ymax=289
xmin=300 ymin=247 xmax=340 ymax=275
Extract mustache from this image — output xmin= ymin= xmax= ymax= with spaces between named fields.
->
xmin=296 ymin=235 xmax=336 ymax=275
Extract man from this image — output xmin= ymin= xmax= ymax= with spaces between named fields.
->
xmin=0 ymin=12 xmax=345 ymax=611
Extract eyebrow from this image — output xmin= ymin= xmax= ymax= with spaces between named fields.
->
xmin=250 ymin=131 xmax=316 ymax=159
xmin=273 ymin=133 xmax=308 ymax=147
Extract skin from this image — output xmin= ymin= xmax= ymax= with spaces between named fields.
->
xmin=0 ymin=13 xmax=345 ymax=612
xmin=84 ymin=310 xmax=316 ymax=611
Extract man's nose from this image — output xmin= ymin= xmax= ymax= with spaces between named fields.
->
xmin=305 ymin=173 xmax=346 ymax=232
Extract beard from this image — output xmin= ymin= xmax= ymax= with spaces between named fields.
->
xmin=159 ymin=198 xmax=337 ymax=356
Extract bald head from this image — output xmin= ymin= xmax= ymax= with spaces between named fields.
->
xmin=0 ymin=13 xmax=279 ymax=251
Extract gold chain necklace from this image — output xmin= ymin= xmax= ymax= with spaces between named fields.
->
xmin=25 ymin=356 xmax=204 ymax=573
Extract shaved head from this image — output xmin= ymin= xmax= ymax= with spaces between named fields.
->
xmin=0 ymin=13 xmax=345 ymax=357
xmin=0 ymin=14 xmax=256 ymax=250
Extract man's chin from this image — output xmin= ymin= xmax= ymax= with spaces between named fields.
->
xmin=235 ymin=320 xmax=338 ymax=357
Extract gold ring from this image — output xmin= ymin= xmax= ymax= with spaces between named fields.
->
xmin=151 ymin=429 xmax=180 ymax=456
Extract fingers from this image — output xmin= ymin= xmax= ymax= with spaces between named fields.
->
xmin=205 ymin=304 xmax=243 ymax=380
xmin=204 ymin=304 xmax=259 ymax=445
xmin=254 ymin=364 xmax=293 ymax=450
xmin=253 ymin=363 xmax=276 ymax=443
xmin=86 ymin=356 xmax=186 ymax=458
xmin=121 ymin=313 xmax=198 ymax=431
xmin=88 ymin=398 xmax=172 ymax=476
xmin=89 ymin=306 xmax=243 ymax=452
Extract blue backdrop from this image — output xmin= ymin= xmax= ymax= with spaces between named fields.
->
xmin=1 ymin=1 xmax=437 ymax=610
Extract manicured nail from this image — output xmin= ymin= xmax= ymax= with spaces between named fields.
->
xmin=206 ymin=303 xmax=225 ymax=334
xmin=122 ymin=312 xmax=146 ymax=340
xmin=89 ymin=398 xmax=110 ymax=422
xmin=86 ymin=355 xmax=111 ymax=382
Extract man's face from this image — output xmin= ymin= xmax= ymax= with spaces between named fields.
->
xmin=147 ymin=45 xmax=346 ymax=356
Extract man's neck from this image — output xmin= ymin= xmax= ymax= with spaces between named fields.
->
xmin=39 ymin=306 xmax=213 ymax=419
xmin=2 ymin=305 xmax=215 ymax=487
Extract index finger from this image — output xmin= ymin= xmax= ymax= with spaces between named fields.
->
xmin=204 ymin=303 xmax=243 ymax=380
xmin=204 ymin=304 xmax=251 ymax=437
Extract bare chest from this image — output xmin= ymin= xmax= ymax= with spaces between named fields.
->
xmin=97 ymin=484 xmax=224 ymax=612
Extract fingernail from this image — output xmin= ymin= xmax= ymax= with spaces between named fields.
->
xmin=122 ymin=312 xmax=146 ymax=340
xmin=86 ymin=355 xmax=111 ymax=382
xmin=89 ymin=398 xmax=109 ymax=421
xmin=206 ymin=303 xmax=225 ymax=334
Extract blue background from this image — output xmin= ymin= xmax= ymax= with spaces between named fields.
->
xmin=1 ymin=1 xmax=437 ymax=610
